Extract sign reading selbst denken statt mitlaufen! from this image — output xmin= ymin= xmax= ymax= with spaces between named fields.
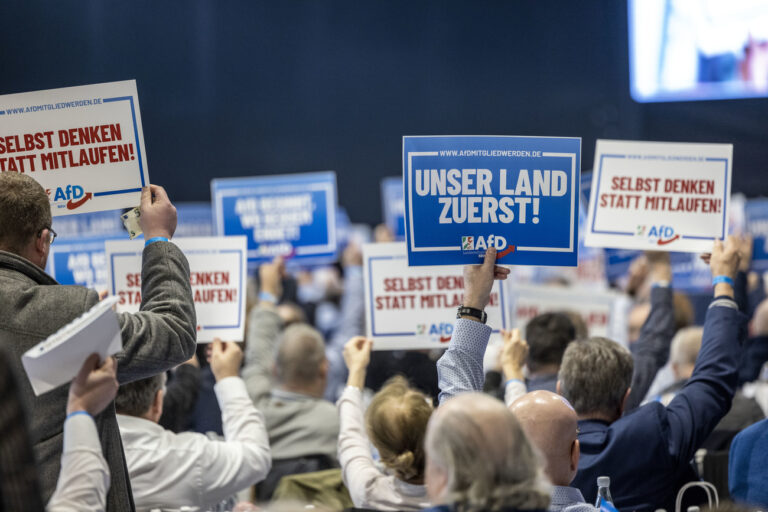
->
xmin=403 ymin=136 xmax=581 ymax=266
xmin=0 ymin=80 xmax=149 ymax=216
xmin=585 ymin=140 xmax=733 ymax=253
xmin=211 ymin=172 xmax=338 ymax=268
xmin=106 ymin=237 xmax=248 ymax=342
xmin=363 ymin=242 xmax=510 ymax=351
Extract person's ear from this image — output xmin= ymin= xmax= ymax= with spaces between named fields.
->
xmin=570 ymin=439 xmax=580 ymax=473
xmin=154 ymin=388 xmax=165 ymax=420
xmin=318 ymin=358 xmax=329 ymax=379
xmin=34 ymin=229 xmax=49 ymax=263
xmin=619 ymin=387 xmax=632 ymax=417
xmin=556 ymin=380 xmax=562 ymax=395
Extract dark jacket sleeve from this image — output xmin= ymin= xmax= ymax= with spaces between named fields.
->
xmin=116 ymin=241 xmax=197 ymax=384
xmin=159 ymin=363 xmax=201 ymax=433
xmin=626 ymin=285 xmax=676 ymax=411
xmin=664 ymin=298 xmax=747 ymax=465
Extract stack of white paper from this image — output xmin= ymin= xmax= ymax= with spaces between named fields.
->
xmin=22 ymin=296 xmax=122 ymax=396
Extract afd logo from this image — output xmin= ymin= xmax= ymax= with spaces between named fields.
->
xmin=416 ymin=322 xmax=454 ymax=343
xmin=47 ymin=185 xmax=93 ymax=210
xmin=461 ymin=234 xmax=508 ymax=252
xmin=637 ymin=225 xmax=680 ymax=246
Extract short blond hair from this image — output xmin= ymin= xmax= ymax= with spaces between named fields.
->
xmin=365 ymin=376 xmax=433 ymax=483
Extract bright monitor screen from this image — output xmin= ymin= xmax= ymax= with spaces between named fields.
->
xmin=629 ymin=0 xmax=768 ymax=102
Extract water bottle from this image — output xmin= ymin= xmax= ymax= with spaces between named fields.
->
xmin=595 ymin=476 xmax=615 ymax=508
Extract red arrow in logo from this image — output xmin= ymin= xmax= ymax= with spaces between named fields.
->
xmin=496 ymin=245 xmax=516 ymax=259
xmin=657 ymin=234 xmax=680 ymax=246
xmin=66 ymin=192 xmax=93 ymax=210
xmin=439 ymin=336 xmax=452 ymax=343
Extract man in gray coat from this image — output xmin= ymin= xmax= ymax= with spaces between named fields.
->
xmin=0 ymin=172 xmax=197 ymax=511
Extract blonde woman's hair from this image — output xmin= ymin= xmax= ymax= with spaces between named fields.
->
xmin=425 ymin=393 xmax=551 ymax=512
xmin=364 ymin=376 xmax=433 ymax=483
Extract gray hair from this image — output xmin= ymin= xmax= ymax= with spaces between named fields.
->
xmin=558 ymin=337 xmax=633 ymax=419
xmin=425 ymin=393 xmax=550 ymax=512
xmin=275 ymin=324 xmax=326 ymax=386
xmin=669 ymin=327 xmax=703 ymax=367
xmin=115 ymin=373 xmax=166 ymax=417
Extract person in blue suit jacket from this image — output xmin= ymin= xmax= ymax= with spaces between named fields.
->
xmin=436 ymin=238 xmax=746 ymax=512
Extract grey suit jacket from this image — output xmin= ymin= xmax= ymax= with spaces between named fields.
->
xmin=0 ymin=241 xmax=197 ymax=511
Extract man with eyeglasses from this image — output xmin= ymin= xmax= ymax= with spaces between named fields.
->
xmin=0 ymin=171 xmax=197 ymax=512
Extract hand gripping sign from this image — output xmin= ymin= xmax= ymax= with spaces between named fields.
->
xmin=106 ymin=237 xmax=248 ymax=342
xmin=403 ymin=136 xmax=581 ymax=267
xmin=0 ymin=80 xmax=150 ymax=216
xmin=363 ymin=242 xmax=510 ymax=351
xmin=585 ymin=140 xmax=733 ymax=252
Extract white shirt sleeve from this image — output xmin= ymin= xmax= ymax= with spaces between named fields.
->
xmin=504 ymin=379 xmax=527 ymax=408
xmin=47 ymin=413 xmax=109 ymax=512
xmin=337 ymin=385 xmax=391 ymax=508
xmin=195 ymin=376 xmax=272 ymax=503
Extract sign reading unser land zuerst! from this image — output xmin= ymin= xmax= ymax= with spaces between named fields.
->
xmin=403 ymin=136 xmax=581 ymax=267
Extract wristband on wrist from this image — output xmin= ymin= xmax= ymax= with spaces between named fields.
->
xmin=66 ymin=410 xmax=91 ymax=421
xmin=145 ymin=236 xmax=169 ymax=246
xmin=712 ymin=275 xmax=734 ymax=287
xmin=456 ymin=305 xmax=487 ymax=324
xmin=504 ymin=378 xmax=523 ymax=387
xmin=259 ymin=291 xmax=278 ymax=304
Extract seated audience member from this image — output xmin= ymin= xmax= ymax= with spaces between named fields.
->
xmin=655 ymin=327 xmax=764 ymax=450
xmin=521 ymin=313 xmax=576 ymax=393
xmin=437 ymin=239 xmax=746 ymax=512
xmin=242 ymin=258 xmax=340 ymax=471
xmin=116 ymin=340 xmax=270 ymax=512
xmin=159 ymin=354 xmax=201 ymax=433
xmin=337 ymin=336 xmax=433 ymax=510
xmin=48 ymin=354 xmax=119 ymax=511
xmin=0 ymin=173 xmax=197 ymax=509
xmin=729 ymin=417 xmax=768 ymax=507
xmin=510 ymin=391 xmax=593 ymax=512
xmin=423 ymin=392 xmax=550 ymax=512
xmin=739 ymin=298 xmax=768 ymax=386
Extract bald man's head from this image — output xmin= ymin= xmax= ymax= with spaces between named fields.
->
xmin=424 ymin=393 xmax=550 ymax=510
xmin=510 ymin=391 xmax=580 ymax=486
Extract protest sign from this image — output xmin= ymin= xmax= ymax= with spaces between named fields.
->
xmin=22 ymin=296 xmax=122 ymax=396
xmin=363 ymin=242 xmax=510 ymax=350
xmin=211 ymin=172 xmax=338 ymax=267
xmin=506 ymin=283 xmax=622 ymax=339
xmin=51 ymin=209 xmax=125 ymax=239
xmin=175 ymin=202 xmax=214 ymax=237
xmin=0 ymin=80 xmax=149 ymax=216
xmin=403 ymin=136 xmax=581 ymax=267
xmin=106 ymin=237 xmax=248 ymax=342
xmin=380 ymin=177 xmax=405 ymax=240
xmin=585 ymin=140 xmax=733 ymax=252
xmin=746 ymin=198 xmax=768 ymax=272
xmin=48 ymin=235 xmax=123 ymax=291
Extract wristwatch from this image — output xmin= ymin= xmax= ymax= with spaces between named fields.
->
xmin=456 ymin=305 xmax=487 ymax=324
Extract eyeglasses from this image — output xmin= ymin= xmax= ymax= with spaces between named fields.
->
xmin=38 ymin=227 xmax=57 ymax=245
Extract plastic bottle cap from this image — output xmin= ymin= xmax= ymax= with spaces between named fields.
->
xmin=597 ymin=476 xmax=610 ymax=487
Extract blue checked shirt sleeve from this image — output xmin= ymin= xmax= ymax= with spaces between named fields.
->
xmin=437 ymin=318 xmax=492 ymax=405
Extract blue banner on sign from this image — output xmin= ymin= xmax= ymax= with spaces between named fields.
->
xmin=403 ymin=136 xmax=581 ymax=266
xmin=51 ymin=210 xmax=125 ymax=240
xmin=746 ymin=199 xmax=768 ymax=272
xmin=175 ymin=202 xmax=214 ymax=237
xmin=381 ymin=177 xmax=405 ymax=240
xmin=211 ymin=172 xmax=338 ymax=268
xmin=47 ymin=235 xmax=123 ymax=290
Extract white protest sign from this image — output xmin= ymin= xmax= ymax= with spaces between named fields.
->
xmin=506 ymin=283 xmax=622 ymax=339
xmin=22 ymin=297 xmax=122 ymax=396
xmin=363 ymin=242 xmax=510 ymax=351
xmin=106 ymin=237 xmax=248 ymax=342
xmin=0 ymin=80 xmax=149 ymax=216
xmin=585 ymin=140 xmax=732 ymax=252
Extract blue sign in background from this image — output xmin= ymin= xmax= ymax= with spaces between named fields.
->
xmin=403 ymin=136 xmax=581 ymax=266
xmin=211 ymin=172 xmax=338 ymax=268
xmin=175 ymin=202 xmax=214 ymax=237
xmin=380 ymin=177 xmax=405 ymax=240
xmin=604 ymin=248 xmax=710 ymax=291
xmin=52 ymin=209 xmax=125 ymax=239
xmin=48 ymin=235 xmax=124 ymax=289
xmin=746 ymin=199 xmax=768 ymax=272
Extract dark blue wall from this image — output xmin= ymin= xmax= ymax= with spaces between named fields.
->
xmin=1 ymin=0 xmax=766 ymax=224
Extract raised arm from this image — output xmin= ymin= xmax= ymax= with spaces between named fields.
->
xmin=116 ymin=185 xmax=197 ymax=383
xmin=625 ymin=252 xmax=675 ymax=411
xmin=437 ymin=248 xmax=510 ymax=404
xmin=500 ymin=329 xmax=529 ymax=407
xmin=665 ymin=237 xmax=748 ymax=465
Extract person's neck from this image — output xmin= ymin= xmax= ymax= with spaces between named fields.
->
xmin=578 ymin=412 xmax=618 ymax=423
xmin=528 ymin=364 xmax=559 ymax=378
xmin=279 ymin=382 xmax=324 ymax=399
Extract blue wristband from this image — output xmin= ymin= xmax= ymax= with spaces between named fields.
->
xmin=259 ymin=291 xmax=278 ymax=303
xmin=145 ymin=236 xmax=169 ymax=246
xmin=712 ymin=275 xmax=734 ymax=287
xmin=66 ymin=410 xmax=91 ymax=421
xmin=504 ymin=378 xmax=524 ymax=387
